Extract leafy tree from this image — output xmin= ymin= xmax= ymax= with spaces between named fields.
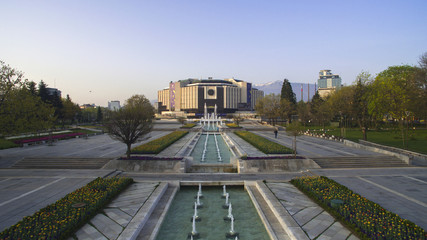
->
xmin=0 ymin=61 xmax=55 ymax=135
xmin=105 ymin=95 xmax=154 ymax=158
xmin=255 ymin=94 xmax=281 ymax=125
xmin=62 ymin=95 xmax=80 ymax=124
xmin=232 ymin=113 xmax=244 ymax=126
xmin=296 ymin=101 xmax=311 ymax=126
xmin=0 ymin=60 xmax=25 ymax=110
xmin=279 ymin=98 xmax=294 ymax=124
xmin=0 ymin=88 xmax=55 ymax=135
xmin=286 ymin=121 xmax=304 ymax=158
xmin=177 ymin=116 xmax=186 ymax=125
xmin=353 ymin=72 xmax=373 ymax=140
xmin=280 ymin=78 xmax=296 ymax=105
xmin=368 ymin=65 xmax=419 ymax=147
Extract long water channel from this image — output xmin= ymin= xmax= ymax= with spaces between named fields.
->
xmin=155 ymin=186 xmax=269 ymax=240
xmin=190 ymin=133 xmax=232 ymax=164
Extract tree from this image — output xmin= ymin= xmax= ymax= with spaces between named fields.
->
xmin=286 ymin=121 xmax=304 ymax=158
xmin=0 ymin=61 xmax=55 ymax=135
xmin=297 ymin=101 xmax=311 ymax=126
xmin=353 ymin=72 xmax=373 ymax=140
xmin=177 ymin=116 xmax=186 ymax=126
xmin=96 ymin=107 xmax=103 ymax=122
xmin=0 ymin=60 xmax=25 ymax=110
xmin=368 ymin=65 xmax=419 ymax=148
xmin=255 ymin=94 xmax=281 ymax=125
xmin=279 ymin=98 xmax=294 ymax=124
xmin=0 ymin=88 xmax=55 ymax=135
xmin=62 ymin=95 xmax=80 ymax=125
xmin=232 ymin=113 xmax=244 ymax=126
xmin=280 ymin=79 xmax=296 ymax=105
xmin=105 ymin=95 xmax=154 ymax=158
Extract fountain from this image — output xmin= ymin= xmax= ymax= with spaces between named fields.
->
xmin=226 ymin=215 xmax=239 ymax=238
xmin=197 ymin=183 xmax=203 ymax=198
xmin=224 ymin=203 xmax=233 ymax=221
xmin=156 ymin=186 xmax=269 ymax=240
xmin=188 ymin=215 xmax=199 ymax=239
xmin=222 ymin=185 xmax=227 ymax=198
xmin=196 ymin=193 xmax=203 ymax=208
xmin=200 ymin=103 xmax=223 ymax=131
xmin=223 ymin=192 xmax=230 ymax=208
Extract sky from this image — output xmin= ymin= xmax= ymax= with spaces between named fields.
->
xmin=1 ymin=0 xmax=426 ymax=106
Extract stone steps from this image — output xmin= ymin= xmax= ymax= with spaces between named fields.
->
xmin=11 ymin=157 xmax=112 ymax=169
xmin=311 ymin=156 xmax=408 ymax=168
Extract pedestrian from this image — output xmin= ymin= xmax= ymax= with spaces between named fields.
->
xmin=274 ymin=128 xmax=278 ymax=138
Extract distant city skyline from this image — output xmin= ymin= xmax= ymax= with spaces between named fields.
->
xmin=1 ymin=1 xmax=426 ymax=106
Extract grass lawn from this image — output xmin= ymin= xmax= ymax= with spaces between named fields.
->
xmin=0 ymin=138 xmax=19 ymax=150
xmin=324 ymin=128 xmax=427 ymax=154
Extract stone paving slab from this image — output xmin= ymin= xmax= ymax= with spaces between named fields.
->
xmin=104 ymin=208 xmax=132 ymax=227
xmin=318 ymin=221 xmax=352 ymax=240
xmin=91 ymin=214 xmax=123 ymax=240
xmin=73 ymin=224 xmax=108 ymax=240
xmin=293 ymin=206 xmax=323 ymax=226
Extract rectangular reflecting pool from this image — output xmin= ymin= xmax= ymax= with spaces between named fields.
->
xmin=155 ymin=185 xmax=270 ymax=240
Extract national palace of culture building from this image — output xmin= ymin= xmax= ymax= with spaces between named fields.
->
xmin=157 ymin=78 xmax=264 ymax=117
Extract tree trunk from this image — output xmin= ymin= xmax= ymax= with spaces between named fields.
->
xmin=126 ymin=143 xmax=132 ymax=159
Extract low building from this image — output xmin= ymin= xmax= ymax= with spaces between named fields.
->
xmin=317 ymin=70 xmax=342 ymax=98
xmin=157 ymin=78 xmax=264 ymax=117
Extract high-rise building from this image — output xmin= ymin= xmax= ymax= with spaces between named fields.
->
xmin=317 ymin=70 xmax=342 ymax=98
xmin=157 ymin=78 xmax=264 ymax=116
xmin=108 ymin=101 xmax=121 ymax=111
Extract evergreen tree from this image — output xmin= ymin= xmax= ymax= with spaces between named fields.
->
xmin=280 ymin=79 xmax=296 ymax=105
xmin=38 ymin=80 xmax=49 ymax=103
xmin=96 ymin=107 xmax=103 ymax=122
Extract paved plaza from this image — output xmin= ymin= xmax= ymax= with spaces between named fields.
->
xmin=0 ymin=120 xmax=426 ymax=239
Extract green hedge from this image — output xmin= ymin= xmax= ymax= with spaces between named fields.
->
xmin=234 ymin=130 xmax=292 ymax=154
xmin=181 ymin=123 xmax=196 ymax=128
xmin=291 ymin=176 xmax=426 ymax=240
xmin=0 ymin=177 xmax=133 ymax=240
xmin=226 ymin=123 xmax=241 ymax=128
xmin=131 ymin=130 xmax=188 ymax=154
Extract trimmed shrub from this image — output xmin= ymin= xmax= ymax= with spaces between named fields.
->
xmin=234 ymin=130 xmax=292 ymax=154
xmin=131 ymin=130 xmax=188 ymax=154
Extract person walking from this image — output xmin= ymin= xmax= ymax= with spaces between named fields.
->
xmin=274 ymin=128 xmax=278 ymax=138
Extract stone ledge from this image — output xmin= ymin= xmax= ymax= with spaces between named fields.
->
xmin=117 ymin=182 xmax=168 ymax=240
xmin=255 ymin=181 xmax=310 ymax=240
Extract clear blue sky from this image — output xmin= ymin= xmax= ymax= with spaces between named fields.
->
xmin=2 ymin=0 xmax=426 ymax=106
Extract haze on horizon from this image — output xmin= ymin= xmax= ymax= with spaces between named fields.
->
xmin=1 ymin=0 xmax=426 ymax=106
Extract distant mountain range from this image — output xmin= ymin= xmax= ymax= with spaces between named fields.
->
xmin=253 ymin=80 xmax=316 ymax=102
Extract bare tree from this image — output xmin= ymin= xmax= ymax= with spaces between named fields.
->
xmin=105 ymin=95 xmax=154 ymax=158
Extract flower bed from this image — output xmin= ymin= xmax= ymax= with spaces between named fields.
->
xmin=13 ymin=132 xmax=86 ymax=145
xmin=0 ymin=177 xmax=133 ymax=240
xmin=291 ymin=176 xmax=426 ymax=240
xmin=119 ymin=156 xmax=183 ymax=161
xmin=234 ymin=130 xmax=293 ymax=154
xmin=131 ymin=130 xmax=188 ymax=154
